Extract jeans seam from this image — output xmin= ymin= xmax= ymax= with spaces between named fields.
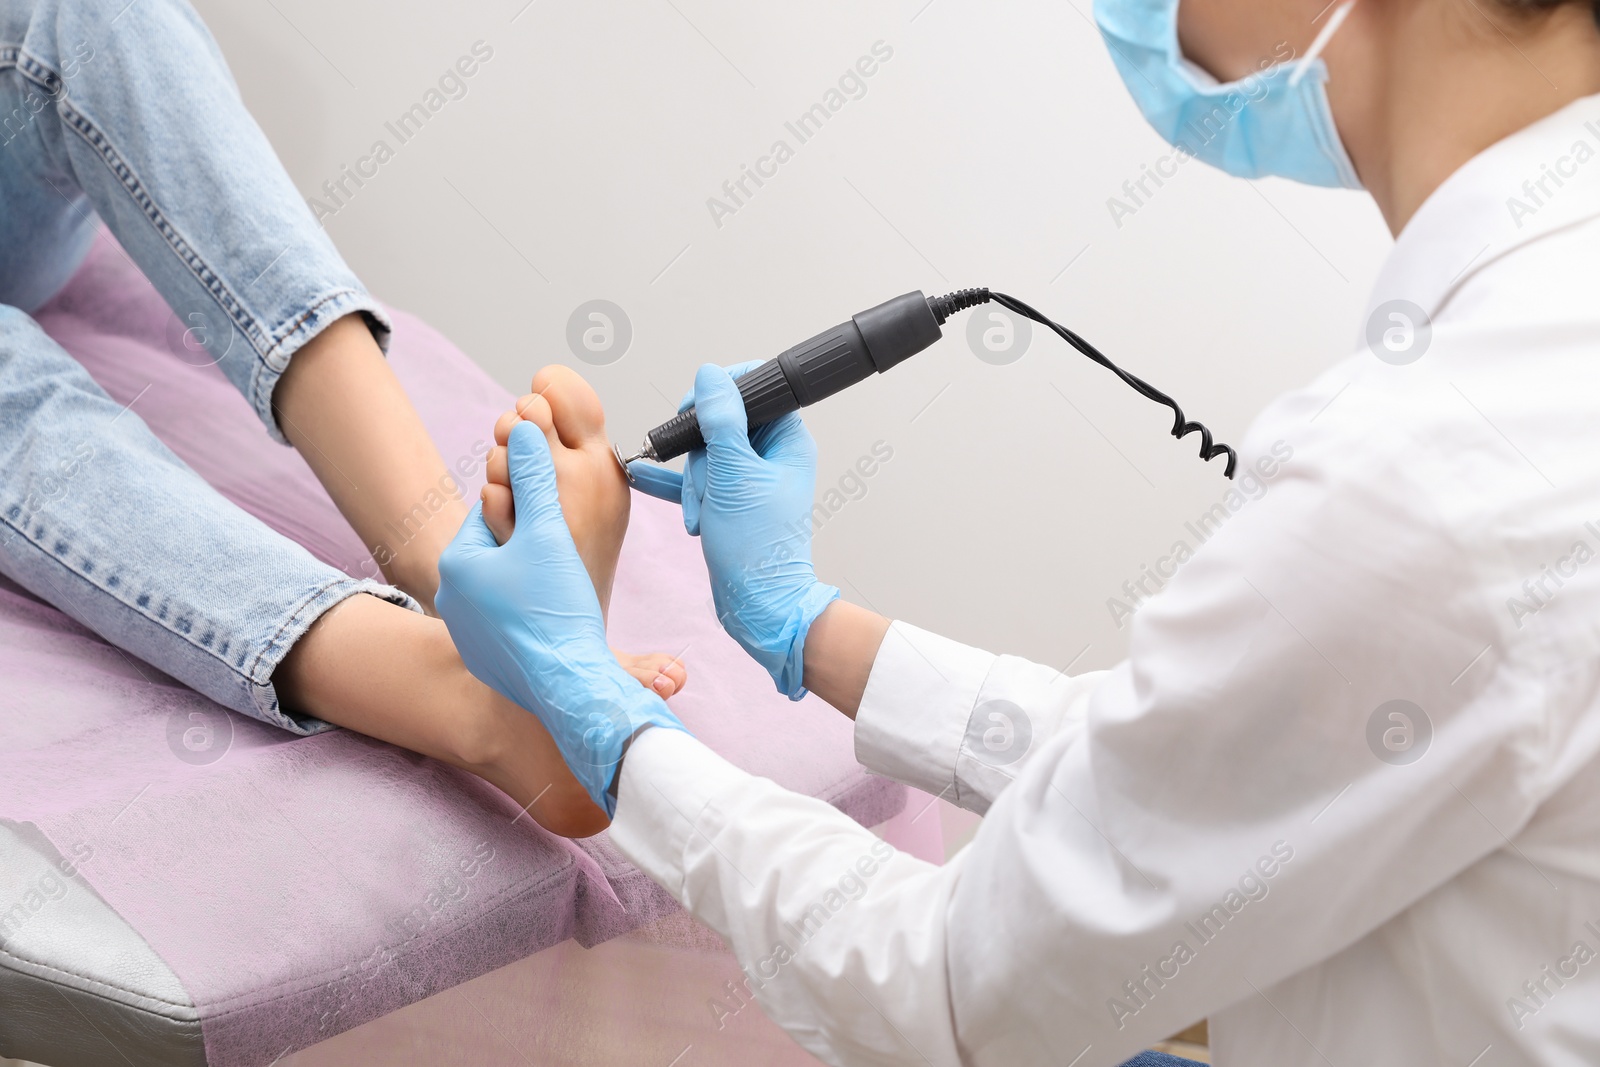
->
xmin=1 ymin=46 xmax=66 ymax=151
xmin=244 ymin=573 xmax=366 ymax=685
xmin=9 ymin=45 xmax=63 ymax=94
xmin=51 ymin=97 xmax=278 ymax=367
xmin=250 ymin=289 xmax=394 ymax=441
xmin=0 ymin=503 xmax=338 ymax=705
xmin=262 ymin=288 xmax=364 ymax=364
xmin=0 ymin=502 xmax=239 ymax=674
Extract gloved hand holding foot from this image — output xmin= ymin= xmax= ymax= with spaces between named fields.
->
xmin=482 ymin=365 xmax=688 ymax=699
xmin=437 ymin=421 xmax=687 ymax=816
xmin=677 ymin=363 xmax=841 ymax=698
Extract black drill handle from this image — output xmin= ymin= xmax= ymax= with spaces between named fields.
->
xmin=643 ymin=291 xmax=941 ymax=463
xmin=645 ymin=321 xmax=876 ymax=461
xmin=643 ymin=355 xmax=803 ymax=461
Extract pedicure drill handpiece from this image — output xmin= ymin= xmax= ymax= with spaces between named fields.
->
xmin=615 ymin=290 xmax=975 ymax=470
xmin=616 ymin=288 xmax=1236 ymax=478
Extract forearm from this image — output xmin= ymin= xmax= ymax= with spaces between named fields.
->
xmin=273 ymin=315 xmax=469 ymax=610
xmin=801 ymin=599 xmax=892 ymax=718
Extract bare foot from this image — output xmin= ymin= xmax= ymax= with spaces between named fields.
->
xmin=484 ymin=366 xmax=627 ymax=607
xmin=483 ymin=365 xmax=687 ymax=699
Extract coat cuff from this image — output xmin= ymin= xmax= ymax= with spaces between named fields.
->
xmin=853 ymin=621 xmax=997 ymax=811
xmin=610 ymin=727 xmax=749 ymax=895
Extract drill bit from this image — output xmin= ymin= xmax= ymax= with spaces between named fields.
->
xmin=613 ymin=441 xmax=655 ymax=483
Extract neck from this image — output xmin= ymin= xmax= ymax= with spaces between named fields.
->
xmin=1328 ymin=0 xmax=1600 ymax=235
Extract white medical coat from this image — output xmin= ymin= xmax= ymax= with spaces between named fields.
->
xmin=611 ymin=93 xmax=1600 ymax=1066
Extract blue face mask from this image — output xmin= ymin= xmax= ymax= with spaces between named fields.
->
xmin=1094 ymin=0 xmax=1363 ymax=189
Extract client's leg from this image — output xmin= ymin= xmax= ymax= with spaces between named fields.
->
xmin=280 ymin=364 xmax=686 ymax=829
xmin=0 ymin=307 xmax=607 ymax=836
xmin=0 ymin=0 xmax=678 ymax=817
xmin=4 ymin=0 xmax=679 ymax=657
xmin=1 ymin=0 xmax=469 ymax=608
xmin=4 ymin=0 xmax=516 ymax=619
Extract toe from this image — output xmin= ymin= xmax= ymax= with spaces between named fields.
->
xmin=493 ymin=409 xmax=522 ymax=448
xmin=615 ymin=651 xmax=688 ymax=698
xmin=530 ymin=365 xmax=607 ymax=448
xmin=515 ymin=392 xmax=560 ymax=441
xmin=486 ymin=445 xmax=509 ymax=487
xmin=482 ymin=483 xmax=515 ymax=545
xmin=657 ymin=656 xmax=688 ymax=694
xmin=638 ymin=666 xmax=678 ymax=697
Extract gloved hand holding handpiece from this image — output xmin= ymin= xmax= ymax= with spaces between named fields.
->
xmin=642 ymin=362 xmax=841 ymax=700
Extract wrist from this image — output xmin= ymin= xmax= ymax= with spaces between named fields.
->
xmin=773 ymin=581 xmax=842 ymax=699
xmin=800 ymin=599 xmax=892 ymax=718
xmin=552 ymin=661 xmax=688 ymax=817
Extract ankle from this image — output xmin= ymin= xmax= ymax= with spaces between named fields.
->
xmin=435 ymin=651 xmax=514 ymax=773
xmin=382 ymin=506 xmax=472 ymax=612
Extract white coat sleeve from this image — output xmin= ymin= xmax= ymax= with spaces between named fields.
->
xmin=852 ymin=620 xmax=1107 ymax=814
xmin=609 ymin=421 xmax=1556 ymax=1067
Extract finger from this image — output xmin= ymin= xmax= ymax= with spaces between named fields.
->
xmin=748 ymin=410 xmax=817 ymax=468
xmin=505 ymin=421 xmax=565 ymax=534
xmin=681 ymin=448 xmax=705 ymax=536
xmin=678 ymin=359 xmax=767 ymax=413
xmin=481 ymin=483 xmax=515 ymax=545
xmin=692 ymin=363 xmax=753 ymax=460
xmin=625 ymin=461 xmax=686 ymax=503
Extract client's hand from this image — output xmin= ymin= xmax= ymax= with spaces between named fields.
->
xmin=438 ymin=422 xmax=688 ymax=816
xmin=481 ymin=365 xmax=686 ymax=699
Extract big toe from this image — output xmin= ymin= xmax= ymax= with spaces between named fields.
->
xmin=513 ymin=393 xmax=557 ymax=437
xmin=530 ymin=365 xmax=607 ymax=449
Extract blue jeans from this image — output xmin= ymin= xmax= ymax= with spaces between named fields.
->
xmin=1120 ymin=1054 xmax=1204 ymax=1066
xmin=0 ymin=0 xmax=410 ymax=731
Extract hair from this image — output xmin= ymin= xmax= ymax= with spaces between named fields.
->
xmin=1495 ymin=0 xmax=1600 ymax=26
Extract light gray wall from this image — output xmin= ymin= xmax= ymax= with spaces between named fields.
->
xmin=190 ymin=0 xmax=1392 ymax=670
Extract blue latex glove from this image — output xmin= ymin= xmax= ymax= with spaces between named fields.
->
xmin=624 ymin=359 xmax=767 ymax=506
xmin=636 ymin=363 xmax=839 ymax=699
xmin=436 ymin=421 xmax=686 ymax=817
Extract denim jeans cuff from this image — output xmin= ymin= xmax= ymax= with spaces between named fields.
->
xmin=245 ymin=573 xmax=420 ymax=735
xmin=250 ymin=290 xmax=395 ymax=445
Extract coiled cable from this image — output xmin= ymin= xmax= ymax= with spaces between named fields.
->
xmin=929 ymin=288 xmax=1237 ymax=478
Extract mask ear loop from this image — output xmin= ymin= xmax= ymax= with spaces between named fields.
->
xmin=1288 ymin=0 xmax=1358 ymax=86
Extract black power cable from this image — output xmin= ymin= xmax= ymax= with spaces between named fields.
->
xmin=928 ymin=288 xmax=1237 ymax=479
